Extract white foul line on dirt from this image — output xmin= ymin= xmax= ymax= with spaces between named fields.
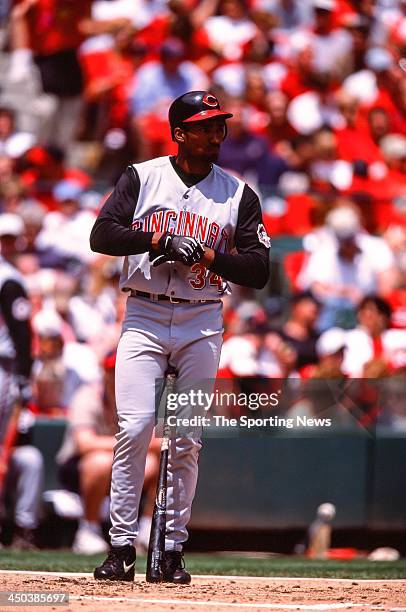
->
xmin=70 ymin=594 xmax=364 ymax=610
xmin=0 ymin=570 xmax=405 ymax=584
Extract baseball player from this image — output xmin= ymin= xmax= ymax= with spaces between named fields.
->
xmin=0 ymin=214 xmax=32 ymax=448
xmin=0 ymin=214 xmax=35 ymax=549
xmin=91 ymin=91 xmax=270 ymax=583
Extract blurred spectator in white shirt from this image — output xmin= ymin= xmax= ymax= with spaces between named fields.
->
xmin=36 ymin=180 xmax=96 ymax=267
xmin=0 ymin=106 xmax=36 ymax=159
xmin=343 ymin=295 xmax=406 ymax=377
xmin=31 ymin=309 xmax=100 ymax=415
xmin=298 ymin=205 xmax=398 ymax=330
xmin=343 ymin=46 xmax=398 ymax=113
xmin=204 ymin=0 xmax=257 ymax=62
xmin=309 ymin=0 xmax=352 ymax=75
xmin=219 ymin=305 xmax=297 ymax=378
xmin=91 ymin=0 xmax=168 ymax=31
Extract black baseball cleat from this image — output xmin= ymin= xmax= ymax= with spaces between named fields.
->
xmin=94 ymin=545 xmax=136 ymax=581
xmin=162 ymin=551 xmax=191 ymax=584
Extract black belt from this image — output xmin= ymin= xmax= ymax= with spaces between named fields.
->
xmin=130 ymin=290 xmax=220 ymax=304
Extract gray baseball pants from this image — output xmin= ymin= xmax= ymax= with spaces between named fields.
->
xmin=109 ymin=295 xmax=223 ymax=550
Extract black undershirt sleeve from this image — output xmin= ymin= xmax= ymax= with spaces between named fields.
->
xmin=90 ymin=166 xmax=154 ymax=255
xmin=0 ymin=280 xmax=32 ymax=379
xmin=209 ymin=184 xmax=270 ymax=289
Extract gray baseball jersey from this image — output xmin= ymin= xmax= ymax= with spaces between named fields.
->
xmin=91 ymin=156 xmax=270 ymax=296
xmin=120 ymin=156 xmax=245 ymax=299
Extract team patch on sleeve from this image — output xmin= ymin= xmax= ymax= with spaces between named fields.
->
xmin=257 ymin=224 xmax=271 ymax=248
xmin=12 ymin=297 xmax=31 ymax=321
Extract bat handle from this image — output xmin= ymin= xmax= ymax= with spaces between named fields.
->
xmin=146 ymin=368 xmax=177 ymax=583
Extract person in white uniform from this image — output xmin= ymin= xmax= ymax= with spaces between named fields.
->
xmin=91 ymin=91 xmax=270 ymax=583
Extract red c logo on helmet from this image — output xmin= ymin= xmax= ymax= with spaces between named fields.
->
xmin=202 ymin=94 xmax=218 ymax=107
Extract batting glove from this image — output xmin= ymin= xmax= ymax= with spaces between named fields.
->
xmin=151 ymin=233 xmax=205 ymax=267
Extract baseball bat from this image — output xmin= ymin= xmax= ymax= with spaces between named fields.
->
xmin=146 ymin=368 xmax=177 ymax=583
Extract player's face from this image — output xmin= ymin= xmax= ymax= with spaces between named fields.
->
xmin=181 ymin=119 xmax=227 ymax=162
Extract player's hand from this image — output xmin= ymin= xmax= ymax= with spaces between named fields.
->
xmin=151 ymin=233 xmax=205 ymax=267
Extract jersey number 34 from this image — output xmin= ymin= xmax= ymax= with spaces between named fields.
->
xmin=189 ymin=264 xmax=223 ymax=291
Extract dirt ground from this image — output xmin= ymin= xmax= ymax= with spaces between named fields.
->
xmin=1 ymin=572 xmax=406 ymax=611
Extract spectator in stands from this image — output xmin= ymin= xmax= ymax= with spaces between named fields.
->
xmin=217 ymin=98 xmax=289 ymax=194
xmin=203 ymin=0 xmax=257 ymax=62
xmin=0 ymin=155 xmax=15 ymax=186
xmin=287 ymin=75 xmax=342 ymax=136
xmin=18 ymin=145 xmax=91 ymax=211
xmin=334 ymin=89 xmax=383 ymax=164
xmin=343 ymin=46 xmax=398 ymax=116
xmin=12 ymin=199 xmax=70 ymax=273
xmin=307 ymin=326 xmax=347 ymax=379
xmin=276 ymin=291 xmax=320 ymax=371
xmin=56 ymin=351 xmax=160 ymax=554
xmin=343 ymin=14 xmax=370 ymax=73
xmin=3 ymin=0 xmax=56 ymax=140
xmin=286 ymin=327 xmax=353 ymax=424
xmin=130 ymin=37 xmax=208 ymax=159
xmin=310 ymin=127 xmax=353 ymax=191
xmin=280 ymin=40 xmax=317 ymax=101
xmin=31 ymin=309 xmax=100 ymax=415
xmin=298 ymin=205 xmax=398 ymax=330
xmin=79 ymin=23 xmax=146 ymax=166
xmin=35 ymin=180 xmax=96 ymax=269
xmin=343 ymin=295 xmax=406 ymax=377
xmin=309 ymin=0 xmax=352 ymax=76
xmin=21 ymin=0 xmax=93 ymax=149
xmin=67 ymin=256 xmax=125 ymax=360
xmin=89 ymin=0 xmax=165 ymax=32
xmin=380 ymin=134 xmax=406 ymax=187
xmin=367 ymin=106 xmax=391 ymax=147
xmin=0 ymin=106 xmax=35 ymax=159
xmin=243 ymin=70 xmax=270 ymax=130
xmin=56 ymin=352 xmax=117 ymax=554
xmin=0 ymin=175 xmax=27 ymax=215
xmin=288 ymin=134 xmax=316 ymax=173
xmin=220 ymin=306 xmax=297 ymax=379
xmin=266 ymin=91 xmax=298 ymax=154
xmin=254 ymin=0 xmax=312 ymax=31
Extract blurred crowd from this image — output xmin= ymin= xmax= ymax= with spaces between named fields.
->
xmin=0 ymin=0 xmax=405 ymax=552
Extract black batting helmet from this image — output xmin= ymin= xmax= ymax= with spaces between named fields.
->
xmin=168 ymin=91 xmax=233 ymax=137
